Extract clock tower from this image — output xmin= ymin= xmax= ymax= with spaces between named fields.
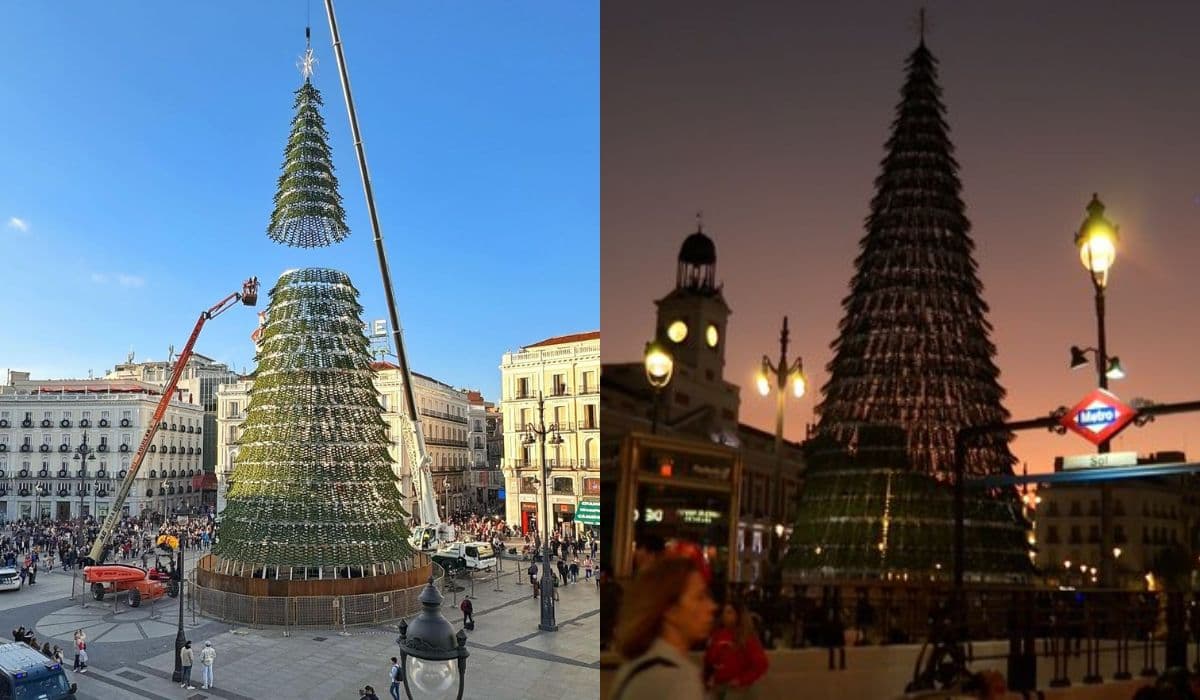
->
xmin=651 ymin=218 xmax=739 ymax=442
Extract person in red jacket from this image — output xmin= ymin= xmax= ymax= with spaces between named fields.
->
xmin=703 ymin=601 xmax=769 ymax=699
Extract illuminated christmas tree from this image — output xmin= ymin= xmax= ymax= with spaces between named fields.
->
xmin=787 ymin=40 xmax=1030 ymax=581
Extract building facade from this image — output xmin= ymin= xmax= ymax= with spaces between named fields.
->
xmin=1034 ymin=451 xmax=1200 ymax=587
xmin=0 ymin=371 xmax=206 ymax=522
xmin=500 ymin=331 xmax=601 ymax=538
xmin=106 ymin=351 xmax=240 ymax=509
xmin=215 ymin=366 xmax=473 ymax=525
xmin=486 ymin=404 xmax=503 ymax=470
xmin=464 ymin=391 xmax=501 ymax=511
xmin=600 ymin=225 xmax=806 ymax=585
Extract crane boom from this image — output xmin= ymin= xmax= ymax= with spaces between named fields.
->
xmin=325 ymin=0 xmax=442 ymax=534
xmin=88 ymin=278 xmax=259 ymax=563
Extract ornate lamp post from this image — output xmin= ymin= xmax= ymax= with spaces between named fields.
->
xmin=396 ymin=576 xmax=469 ymax=700
xmin=522 ymin=392 xmax=562 ymax=632
xmin=643 ymin=340 xmax=674 ymax=434
xmin=754 ymin=317 xmax=806 ymax=591
xmin=170 ymin=547 xmax=185 ymax=683
xmin=1072 ymin=194 xmax=1121 ymax=588
xmin=71 ymin=432 xmax=96 ymax=600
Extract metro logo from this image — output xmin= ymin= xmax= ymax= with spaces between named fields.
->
xmin=1061 ymin=388 xmax=1135 ymax=446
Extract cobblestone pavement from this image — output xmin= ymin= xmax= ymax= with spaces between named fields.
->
xmin=0 ymin=548 xmax=599 ymax=700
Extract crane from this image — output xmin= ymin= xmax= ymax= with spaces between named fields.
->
xmin=88 ymin=278 xmax=259 ymax=563
xmin=324 ymin=0 xmax=453 ymax=551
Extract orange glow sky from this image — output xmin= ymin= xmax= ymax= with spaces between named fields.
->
xmin=601 ymin=2 xmax=1200 ymax=475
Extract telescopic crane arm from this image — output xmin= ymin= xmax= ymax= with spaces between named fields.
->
xmin=88 ymin=278 xmax=259 ymax=563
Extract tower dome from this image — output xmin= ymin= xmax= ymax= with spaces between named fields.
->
xmin=676 ymin=214 xmax=717 ymax=291
xmin=678 ymin=231 xmax=716 ymax=266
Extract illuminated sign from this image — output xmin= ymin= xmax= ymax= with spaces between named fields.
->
xmin=1061 ymin=388 xmax=1135 ymax=446
xmin=1061 ymin=451 xmax=1139 ymax=470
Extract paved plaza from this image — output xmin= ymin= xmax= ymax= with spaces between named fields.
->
xmin=0 ymin=549 xmax=599 ymax=700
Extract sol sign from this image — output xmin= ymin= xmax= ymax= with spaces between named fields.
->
xmin=1061 ymin=388 xmax=1135 ymax=446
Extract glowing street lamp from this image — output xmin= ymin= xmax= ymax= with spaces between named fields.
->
xmin=755 ymin=316 xmax=807 ymax=590
xmin=643 ymin=340 xmax=674 ymax=434
xmin=1072 ymin=193 xmax=1123 ymax=589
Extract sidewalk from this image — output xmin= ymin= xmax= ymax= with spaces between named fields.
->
xmin=70 ymin=556 xmax=599 ymax=700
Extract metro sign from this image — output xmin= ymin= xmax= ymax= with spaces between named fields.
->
xmin=1061 ymin=388 xmax=1136 ymax=446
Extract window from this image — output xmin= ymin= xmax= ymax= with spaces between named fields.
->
xmin=1046 ymin=525 xmax=1060 ymax=544
xmin=584 ymin=405 xmax=597 ymax=429
xmin=1069 ymin=526 xmax=1082 ymax=544
xmin=751 ymin=531 xmax=763 ymax=554
xmin=553 ymin=477 xmax=573 ymax=495
xmin=582 ymin=371 xmax=597 ymax=393
xmin=229 ymin=402 xmax=240 ymax=418
xmin=516 ymin=377 xmax=529 ymax=399
xmin=552 ymin=374 xmax=567 ymax=396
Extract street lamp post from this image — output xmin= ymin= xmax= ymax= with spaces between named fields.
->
xmin=643 ymin=340 xmax=674 ymax=434
xmin=170 ymin=547 xmax=185 ymax=683
xmin=1073 ymin=194 xmax=1121 ymax=588
xmin=395 ymin=576 xmax=470 ymax=700
xmin=522 ymin=392 xmax=562 ymax=632
xmin=71 ymin=432 xmax=97 ymax=601
xmin=755 ymin=317 xmax=806 ymax=592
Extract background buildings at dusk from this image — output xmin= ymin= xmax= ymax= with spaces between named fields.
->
xmin=602 ymin=2 xmax=1200 ymax=473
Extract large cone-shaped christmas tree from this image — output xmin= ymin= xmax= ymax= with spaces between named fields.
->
xmin=786 ymin=41 xmax=1031 ymax=582
xmin=214 ymin=268 xmax=413 ymax=576
xmin=266 ymin=74 xmax=351 ymax=248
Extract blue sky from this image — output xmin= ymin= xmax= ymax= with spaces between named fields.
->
xmin=0 ymin=2 xmax=598 ymax=403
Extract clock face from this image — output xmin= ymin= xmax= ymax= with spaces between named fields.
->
xmin=706 ymin=324 xmax=719 ymax=348
xmin=667 ymin=320 xmax=688 ymax=343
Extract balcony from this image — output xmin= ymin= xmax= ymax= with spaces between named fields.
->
xmin=419 ymin=408 xmax=468 ymax=425
xmin=579 ymin=386 xmax=599 ymax=395
xmin=426 ymin=437 xmax=469 ymax=448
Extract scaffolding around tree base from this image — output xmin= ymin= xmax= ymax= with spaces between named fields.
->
xmin=192 ymin=554 xmax=437 ymax=629
xmin=196 ymin=553 xmax=433 ymax=598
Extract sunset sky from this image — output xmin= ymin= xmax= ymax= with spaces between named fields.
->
xmin=601 ymin=2 xmax=1200 ymax=475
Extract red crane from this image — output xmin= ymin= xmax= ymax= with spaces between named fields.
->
xmin=88 ymin=278 xmax=259 ymax=563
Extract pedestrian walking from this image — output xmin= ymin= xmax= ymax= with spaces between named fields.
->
xmin=178 ymin=638 xmax=195 ymax=691
xmin=72 ymin=630 xmax=86 ymax=672
xmin=388 ymin=656 xmax=401 ymax=700
xmin=461 ymin=596 xmax=475 ymax=629
xmin=180 ymin=641 xmax=195 ymax=689
xmin=570 ymin=558 xmax=580 ymax=584
xmin=703 ymin=601 xmax=769 ymax=699
xmin=584 ymin=556 xmax=595 ymax=581
xmin=528 ymin=562 xmax=539 ymax=597
xmin=611 ymin=556 xmax=716 ymax=700
xmin=199 ymin=641 xmax=216 ymax=689
xmin=362 ymin=685 xmax=381 ymax=700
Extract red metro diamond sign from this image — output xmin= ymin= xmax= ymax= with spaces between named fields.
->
xmin=1061 ymin=388 xmax=1136 ymax=446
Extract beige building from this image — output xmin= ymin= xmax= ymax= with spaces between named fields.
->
xmin=106 ymin=350 xmax=241 ymax=509
xmin=216 ymin=365 xmax=473 ymax=524
xmin=0 ymin=371 xmax=206 ymax=521
xmin=500 ymin=331 xmax=601 ymax=538
xmin=1034 ymin=451 xmax=1200 ymax=587
xmin=464 ymin=391 xmax=502 ymax=510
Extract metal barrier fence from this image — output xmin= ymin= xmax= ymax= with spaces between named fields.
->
xmin=188 ymin=566 xmax=446 ymax=632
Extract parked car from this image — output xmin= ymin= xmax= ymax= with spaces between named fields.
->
xmin=0 ymin=641 xmax=76 ymax=698
xmin=0 ymin=567 xmax=20 ymax=593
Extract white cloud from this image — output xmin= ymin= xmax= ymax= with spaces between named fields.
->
xmin=90 ymin=273 xmax=108 ymax=284
xmin=7 ymin=217 xmax=28 ymax=232
xmin=117 ymin=274 xmax=144 ymax=288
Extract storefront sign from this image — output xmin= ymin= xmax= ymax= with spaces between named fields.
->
xmin=577 ymin=499 xmax=600 ymax=526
